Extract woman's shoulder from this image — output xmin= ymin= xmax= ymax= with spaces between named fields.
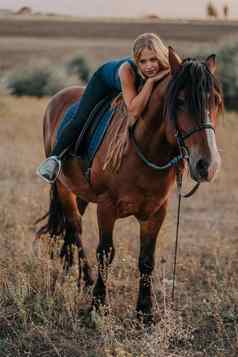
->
xmin=119 ymin=58 xmax=137 ymax=75
xmin=119 ymin=61 xmax=136 ymax=80
xmin=123 ymin=58 xmax=137 ymax=70
xmin=100 ymin=56 xmax=135 ymax=74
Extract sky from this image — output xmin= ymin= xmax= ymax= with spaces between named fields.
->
xmin=0 ymin=0 xmax=237 ymax=18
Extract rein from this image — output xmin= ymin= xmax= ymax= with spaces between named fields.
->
xmin=128 ymin=123 xmax=186 ymax=171
xmin=171 ymin=168 xmax=199 ymax=302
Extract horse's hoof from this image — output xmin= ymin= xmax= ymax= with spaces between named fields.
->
xmin=83 ymin=281 xmax=94 ymax=296
xmin=91 ymin=295 xmax=106 ymax=312
xmin=89 ymin=307 xmax=105 ymax=329
xmin=89 ymin=302 xmax=110 ymax=330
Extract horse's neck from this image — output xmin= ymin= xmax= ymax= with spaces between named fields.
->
xmin=134 ymin=75 xmax=176 ymax=164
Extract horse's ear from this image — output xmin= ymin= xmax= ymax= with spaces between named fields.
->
xmin=206 ymin=54 xmax=216 ymax=74
xmin=168 ymin=46 xmax=182 ymax=75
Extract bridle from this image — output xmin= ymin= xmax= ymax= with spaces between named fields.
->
xmin=129 ymin=116 xmax=215 ymax=183
xmin=175 ymin=115 xmax=215 ymax=162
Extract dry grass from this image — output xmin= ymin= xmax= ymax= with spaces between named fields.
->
xmin=0 ymin=93 xmax=238 ymax=356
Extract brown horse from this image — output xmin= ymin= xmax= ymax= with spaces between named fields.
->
xmin=37 ymin=48 xmax=223 ymax=322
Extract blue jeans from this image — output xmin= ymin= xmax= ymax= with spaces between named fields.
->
xmin=51 ymin=67 xmax=118 ymax=156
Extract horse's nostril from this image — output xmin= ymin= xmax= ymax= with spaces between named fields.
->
xmin=196 ymin=159 xmax=209 ymax=178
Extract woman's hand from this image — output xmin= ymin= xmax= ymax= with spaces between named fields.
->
xmin=147 ymin=69 xmax=170 ymax=84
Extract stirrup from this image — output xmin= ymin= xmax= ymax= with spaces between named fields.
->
xmin=36 ymin=156 xmax=62 ymax=184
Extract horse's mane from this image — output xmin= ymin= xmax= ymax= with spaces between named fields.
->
xmin=164 ymin=58 xmax=223 ymax=124
xmin=103 ymin=94 xmax=130 ymax=173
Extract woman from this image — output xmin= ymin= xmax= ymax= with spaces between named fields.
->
xmin=37 ymin=33 xmax=170 ymax=183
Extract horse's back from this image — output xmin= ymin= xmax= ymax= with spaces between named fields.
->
xmin=43 ymin=86 xmax=85 ymax=156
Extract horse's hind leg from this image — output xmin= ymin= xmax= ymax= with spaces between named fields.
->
xmin=56 ymin=181 xmax=93 ymax=288
xmin=76 ymin=196 xmax=93 ymax=288
xmin=137 ymin=201 xmax=168 ymax=324
xmin=92 ymin=198 xmax=116 ymax=309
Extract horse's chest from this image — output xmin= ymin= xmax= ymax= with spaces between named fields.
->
xmin=116 ymin=187 xmax=169 ymax=220
xmin=114 ymin=170 xmax=174 ymax=219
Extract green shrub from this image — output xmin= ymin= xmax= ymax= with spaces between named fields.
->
xmin=0 ymin=78 xmax=10 ymax=96
xmin=6 ymin=64 xmax=77 ymax=97
xmin=206 ymin=1 xmax=218 ymax=18
xmin=217 ymin=42 xmax=238 ymax=110
xmin=7 ymin=67 xmax=49 ymax=97
xmin=43 ymin=68 xmax=76 ymax=96
xmin=188 ymin=41 xmax=238 ymax=111
xmin=66 ymin=54 xmax=91 ymax=83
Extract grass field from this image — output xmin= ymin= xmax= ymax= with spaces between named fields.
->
xmin=0 ymin=16 xmax=238 ymax=356
xmin=0 ymin=94 xmax=238 ymax=357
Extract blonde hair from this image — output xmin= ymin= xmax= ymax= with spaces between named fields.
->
xmin=133 ymin=33 xmax=170 ymax=72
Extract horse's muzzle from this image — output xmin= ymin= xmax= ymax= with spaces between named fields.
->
xmin=189 ymin=153 xmax=221 ymax=183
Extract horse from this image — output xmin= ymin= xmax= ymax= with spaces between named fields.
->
xmin=36 ymin=47 xmax=223 ymax=323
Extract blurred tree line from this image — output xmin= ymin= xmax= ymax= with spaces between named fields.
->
xmin=2 ymin=42 xmax=238 ymax=111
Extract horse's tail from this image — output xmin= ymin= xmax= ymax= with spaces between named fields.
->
xmin=35 ymin=183 xmax=66 ymax=238
xmin=35 ymin=183 xmax=75 ymax=270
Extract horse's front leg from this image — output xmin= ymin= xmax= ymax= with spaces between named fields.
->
xmin=137 ymin=201 xmax=168 ymax=324
xmin=92 ymin=198 xmax=116 ymax=310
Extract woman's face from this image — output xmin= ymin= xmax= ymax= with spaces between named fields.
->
xmin=137 ymin=48 xmax=160 ymax=78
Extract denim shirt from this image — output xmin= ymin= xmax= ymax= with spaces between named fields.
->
xmin=100 ymin=57 xmax=144 ymax=92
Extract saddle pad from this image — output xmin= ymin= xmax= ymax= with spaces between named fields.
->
xmin=81 ymin=106 xmax=114 ymax=166
xmin=56 ymin=97 xmax=114 ymax=168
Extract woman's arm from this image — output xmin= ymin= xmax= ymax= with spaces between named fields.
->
xmin=119 ymin=62 xmax=156 ymax=119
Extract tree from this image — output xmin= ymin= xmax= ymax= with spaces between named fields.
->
xmin=206 ymin=1 xmax=218 ymax=18
xmin=223 ymin=4 xmax=229 ymax=18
